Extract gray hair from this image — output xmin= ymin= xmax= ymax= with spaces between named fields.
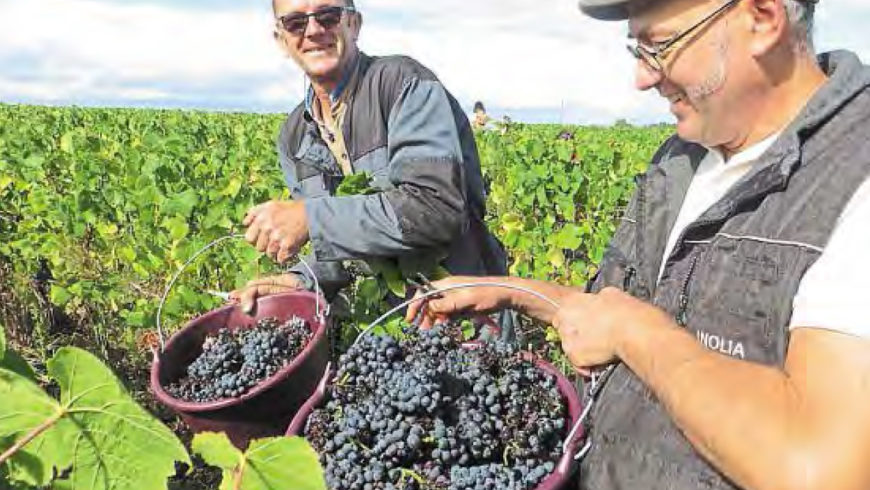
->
xmin=273 ymin=0 xmax=356 ymax=13
xmin=783 ymin=0 xmax=816 ymax=52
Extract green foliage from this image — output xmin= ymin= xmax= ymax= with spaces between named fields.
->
xmin=335 ymin=172 xmax=377 ymax=197
xmin=478 ymin=123 xmax=670 ymax=285
xmin=192 ymin=432 xmax=326 ymax=490
xmin=0 ymin=104 xmax=287 ymax=353
xmin=0 ymin=346 xmax=190 ymax=489
xmin=0 ymin=104 xmax=670 ymax=360
xmin=0 ymin=323 xmax=36 ymax=384
xmin=335 ymin=171 xmax=450 ymax=328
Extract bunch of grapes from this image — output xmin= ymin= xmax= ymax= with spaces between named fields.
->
xmin=166 ymin=316 xmax=311 ymax=403
xmin=304 ymin=324 xmax=567 ymax=490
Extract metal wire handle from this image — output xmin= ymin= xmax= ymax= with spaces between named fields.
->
xmin=155 ymin=233 xmax=324 ymax=351
xmin=349 ymin=280 xmax=614 ymax=460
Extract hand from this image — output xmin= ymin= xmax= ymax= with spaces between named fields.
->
xmin=243 ymin=200 xmax=309 ymax=263
xmin=228 ymin=274 xmax=304 ymax=314
xmin=553 ymin=287 xmax=671 ymax=371
xmin=404 ymin=276 xmax=512 ymax=328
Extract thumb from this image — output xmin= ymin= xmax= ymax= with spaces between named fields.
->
xmin=240 ymin=286 xmax=264 ymax=315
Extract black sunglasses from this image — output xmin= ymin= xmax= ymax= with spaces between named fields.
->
xmin=278 ymin=6 xmax=355 ymax=36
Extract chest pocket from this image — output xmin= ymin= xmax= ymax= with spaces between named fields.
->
xmin=683 ymin=238 xmax=809 ymax=365
xmin=293 ymin=134 xmax=343 ymax=198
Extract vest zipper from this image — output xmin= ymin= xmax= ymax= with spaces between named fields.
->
xmin=623 ymin=266 xmax=637 ymax=293
xmin=633 ymin=173 xmax=647 ymax=281
xmin=676 ymin=248 xmax=700 ymax=327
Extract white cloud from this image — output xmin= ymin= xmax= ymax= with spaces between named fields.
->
xmin=0 ymin=0 xmax=867 ymax=123
xmin=0 ymin=0 xmax=299 ymax=108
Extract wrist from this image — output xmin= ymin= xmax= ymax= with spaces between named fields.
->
xmin=614 ymin=307 xmax=674 ymax=362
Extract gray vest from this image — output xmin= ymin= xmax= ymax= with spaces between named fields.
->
xmin=579 ymin=51 xmax=870 ymax=490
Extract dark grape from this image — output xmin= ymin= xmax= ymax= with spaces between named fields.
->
xmin=304 ymin=322 xmax=568 ymax=490
xmin=166 ymin=316 xmax=312 ymax=402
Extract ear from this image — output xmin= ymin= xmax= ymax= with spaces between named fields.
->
xmin=273 ymin=29 xmax=291 ymax=58
xmin=349 ymin=12 xmax=362 ymax=41
xmin=742 ymin=0 xmax=790 ymax=57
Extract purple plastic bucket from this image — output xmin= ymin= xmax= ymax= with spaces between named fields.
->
xmin=151 ymin=291 xmax=330 ymax=450
xmin=286 ymin=349 xmax=584 ymax=490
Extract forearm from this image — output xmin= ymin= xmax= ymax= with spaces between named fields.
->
xmin=617 ymin=319 xmax=802 ymax=490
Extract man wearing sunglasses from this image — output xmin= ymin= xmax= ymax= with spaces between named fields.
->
xmin=406 ymin=0 xmax=870 ymax=489
xmin=232 ymin=0 xmax=508 ymax=317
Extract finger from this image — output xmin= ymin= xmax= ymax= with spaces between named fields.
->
xmin=243 ymin=202 xmax=269 ymax=225
xmin=256 ymin=227 xmax=271 ymax=253
xmin=575 ymin=367 xmax=593 ymax=377
xmin=239 ymin=286 xmax=260 ymax=314
xmin=242 ymin=207 xmax=262 ymax=227
xmin=266 ymin=232 xmax=283 ymax=257
xmin=244 ymin=221 xmax=262 ymax=245
xmin=405 ymin=294 xmax=427 ymax=323
xmin=419 ymin=310 xmax=437 ymax=329
xmin=276 ymin=239 xmax=297 ymax=264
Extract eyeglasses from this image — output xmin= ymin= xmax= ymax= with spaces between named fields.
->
xmin=627 ymin=0 xmax=739 ymax=73
xmin=278 ymin=5 xmax=355 ymax=36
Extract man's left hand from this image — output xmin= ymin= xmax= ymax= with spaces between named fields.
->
xmin=243 ymin=200 xmax=310 ymax=263
xmin=553 ymin=286 xmax=673 ymax=371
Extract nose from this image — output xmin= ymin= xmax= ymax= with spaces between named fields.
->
xmin=634 ymin=59 xmax=663 ymax=91
xmin=304 ymin=15 xmax=328 ymax=37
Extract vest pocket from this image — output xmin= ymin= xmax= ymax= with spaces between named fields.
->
xmin=685 ymin=239 xmax=791 ymax=365
xmin=594 ymin=245 xmax=637 ymax=293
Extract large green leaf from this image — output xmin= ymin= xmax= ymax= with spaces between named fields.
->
xmin=0 ymin=323 xmax=36 ymax=387
xmin=162 ymin=189 xmax=199 ymax=218
xmin=192 ymin=432 xmax=326 ymax=490
xmin=0 ymin=347 xmax=190 ymax=489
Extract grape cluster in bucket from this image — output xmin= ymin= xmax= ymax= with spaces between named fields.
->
xmin=166 ymin=316 xmax=311 ymax=403
xmin=305 ymin=323 xmax=568 ymax=490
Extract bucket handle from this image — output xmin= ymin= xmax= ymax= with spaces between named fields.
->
xmin=155 ymin=233 xmax=325 ymax=352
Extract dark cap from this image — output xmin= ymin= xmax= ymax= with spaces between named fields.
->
xmin=578 ymin=0 xmax=819 ymax=21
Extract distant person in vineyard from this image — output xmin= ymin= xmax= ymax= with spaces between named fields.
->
xmin=231 ymin=0 xmax=508 ymax=322
xmin=408 ymin=0 xmax=870 ymax=489
xmin=471 ymin=101 xmax=491 ymax=131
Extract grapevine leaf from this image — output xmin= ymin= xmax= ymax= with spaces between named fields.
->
xmin=0 ymin=350 xmax=37 ymax=382
xmin=335 ymin=172 xmax=376 ymax=197
xmin=0 ymin=368 xmax=74 ymax=487
xmin=191 ymin=432 xmax=238 ymax=470
xmin=368 ymin=259 xmax=406 ymax=298
xmin=0 ymin=347 xmax=190 ymax=490
xmin=0 ymin=324 xmax=36 ymax=381
xmin=547 ymin=248 xmax=566 ymax=268
xmin=162 ymin=189 xmax=199 ymax=218
xmin=193 ymin=433 xmax=326 ymax=490
xmin=49 ymin=285 xmax=73 ymax=306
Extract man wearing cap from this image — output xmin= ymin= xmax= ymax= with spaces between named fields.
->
xmin=407 ymin=0 xmax=870 ymax=488
xmin=231 ymin=0 xmax=508 ymax=312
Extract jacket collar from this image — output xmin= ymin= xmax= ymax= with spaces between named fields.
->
xmin=303 ymin=51 xmax=363 ymax=119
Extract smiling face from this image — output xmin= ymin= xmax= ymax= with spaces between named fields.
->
xmin=629 ymin=0 xmax=748 ymax=146
xmin=274 ymin=0 xmax=361 ymax=90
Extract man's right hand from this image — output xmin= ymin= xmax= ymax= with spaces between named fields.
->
xmin=228 ymin=274 xmax=304 ymax=314
xmin=404 ymin=276 xmax=512 ymax=328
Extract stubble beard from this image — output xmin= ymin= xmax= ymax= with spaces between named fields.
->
xmin=684 ymin=26 xmax=730 ymax=103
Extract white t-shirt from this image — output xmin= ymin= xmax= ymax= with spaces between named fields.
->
xmin=658 ymin=136 xmax=870 ymax=338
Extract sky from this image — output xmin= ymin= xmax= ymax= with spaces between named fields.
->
xmin=0 ymin=0 xmax=868 ymax=124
